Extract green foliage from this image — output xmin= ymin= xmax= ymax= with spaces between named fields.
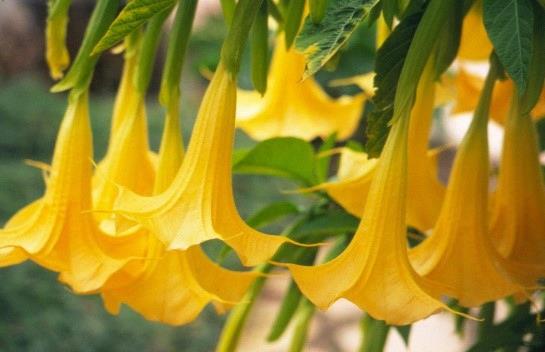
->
xmin=246 ymin=201 xmax=300 ymax=228
xmin=284 ymin=0 xmax=306 ymax=48
xmin=381 ymin=0 xmax=409 ymax=27
xmin=250 ymin=1 xmax=269 ymax=95
xmin=468 ymin=302 xmax=545 ymax=351
xmin=295 ymin=0 xmax=380 ymax=78
xmin=93 ymin=0 xmax=176 ymax=55
xmin=365 ymin=9 xmax=423 ymax=157
xmin=309 ymin=0 xmax=329 ymax=23
xmin=52 ymin=0 xmax=120 ymax=92
xmin=233 ymin=137 xmax=318 ymax=186
xmin=483 ymin=0 xmax=534 ymax=94
xmin=433 ymin=0 xmax=463 ymax=78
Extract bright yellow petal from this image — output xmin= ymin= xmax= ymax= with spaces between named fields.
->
xmin=0 ymin=92 xmax=144 ymax=292
xmin=490 ymin=97 xmax=545 ymax=286
xmin=458 ymin=1 xmax=493 ymax=61
xmin=114 ymin=63 xmax=294 ymax=266
xmin=288 ymin=116 xmax=448 ymax=325
xmin=93 ymin=98 xmax=155 ymax=232
xmin=236 ymin=35 xmax=365 ymax=141
xmin=319 ymin=64 xmax=445 ymax=231
xmin=410 ymin=92 xmax=522 ymax=307
xmin=100 ymin=96 xmax=257 ymax=324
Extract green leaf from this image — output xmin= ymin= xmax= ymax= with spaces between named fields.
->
xmin=433 ymin=1 xmax=463 ymax=77
xmin=233 ymin=137 xmax=317 ymax=186
xmin=292 ymin=209 xmax=359 ymax=237
xmin=483 ymin=0 xmax=534 ymax=93
xmin=246 ymin=201 xmax=300 ymax=228
xmin=520 ymin=5 xmax=545 ymax=114
xmin=284 ymin=0 xmax=305 ymax=48
xmin=93 ymin=0 xmax=176 ymax=55
xmin=309 ymin=0 xmax=329 ymax=23
xmin=394 ymin=325 xmax=411 ymax=346
xmin=365 ymin=9 xmax=423 ymax=157
xmin=267 ymin=249 xmax=316 ymax=342
xmin=316 ymin=133 xmax=337 ymax=183
xmin=295 ymin=0 xmax=380 ymax=78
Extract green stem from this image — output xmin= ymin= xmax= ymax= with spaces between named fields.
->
xmin=250 ymin=0 xmax=269 ymax=95
xmin=477 ymin=302 xmax=496 ymax=339
xmin=135 ymin=10 xmax=170 ymax=95
xmin=470 ymin=57 xmax=499 ymax=130
xmin=220 ymin=0 xmax=264 ymax=75
xmin=159 ymin=0 xmax=198 ymax=107
xmin=283 ymin=0 xmax=305 ymax=49
xmin=52 ymin=0 xmax=119 ymax=92
xmin=288 ymin=299 xmax=315 ymax=352
xmin=393 ymin=0 xmax=456 ymax=123
xmin=215 ymin=263 xmax=272 ymax=352
xmin=360 ymin=315 xmax=390 ymax=352
xmin=220 ymin=0 xmax=236 ymax=26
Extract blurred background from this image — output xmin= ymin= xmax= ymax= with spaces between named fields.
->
xmin=1 ymin=1 xmax=545 ymax=351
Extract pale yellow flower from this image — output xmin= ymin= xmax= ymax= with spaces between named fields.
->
xmin=410 ymin=78 xmax=523 ymax=307
xmin=113 ymin=63 xmax=301 ymax=266
xmin=286 ymin=114 xmax=451 ymax=325
xmin=315 ymin=64 xmax=446 ymax=232
xmin=236 ymin=36 xmax=366 ymax=141
xmin=0 ymin=92 xmax=139 ymax=293
xmin=489 ymin=96 xmax=545 ymax=286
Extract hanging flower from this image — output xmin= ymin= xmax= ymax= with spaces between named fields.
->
xmin=235 ymin=35 xmax=366 ymax=141
xmin=489 ymin=96 xmax=545 ymax=287
xmin=409 ymin=73 xmax=523 ymax=307
xmin=285 ymin=114 xmax=452 ymax=325
xmin=101 ymin=102 xmax=257 ymax=325
xmin=0 ymin=92 xmax=140 ymax=293
xmin=311 ymin=64 xmax=445 ymax=232
xmin=92 ymin=45 xmax=155 ymax=234
xmin=112 ymin=63 xmax=301 ymax=266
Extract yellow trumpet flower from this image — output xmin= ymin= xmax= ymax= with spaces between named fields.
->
xmin=92 ymin=45 xmax=155 ymax=233
xmin=113 ymin=63 xmax=299 ymax=266
xmin=286 ymin=114 xmax=451 ymax=325
xmin=458 ymin=0 xmax=492 ymax=61
xmin=315 ymin=64 xmax=445 ymax=232
xmin=236 ymin=36 xmax=366 ymax=141
xmin=409 ymin=73 xmax=522 ymax=307
xmin=0 ymin=92 xmax=140 ymax=293
xmin=489 ymin=96 xmax=545 ymax=286
xmin=101 ymin=103 xmax=256 ymax=325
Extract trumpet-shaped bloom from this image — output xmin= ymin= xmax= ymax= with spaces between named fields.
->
xmin=286 ymin=115 xmax=451 ymax=325
xmin=489 ymin=98 xmax=545 ymax=286
xmin=113 ymin=63 xmax=298 ymax=266
xmin=236 ymin=36 xmax=365 ymax=141
xmin=92 ymin=47 xmax=155 ymax=233
xmin=93 ymin=98 xmax=155 ymax=232
xmin=101 ymin=103 xmax=257 ymax=325
xmin=409 ymin=92 xmax=522 ymax=307
xmin=0 ymin=92 xmax=141 ymax=292
xmin=457 ymin=1 xmax=493 ymax=61
xmin=314 ymin=65 xmax=445 ymax=232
